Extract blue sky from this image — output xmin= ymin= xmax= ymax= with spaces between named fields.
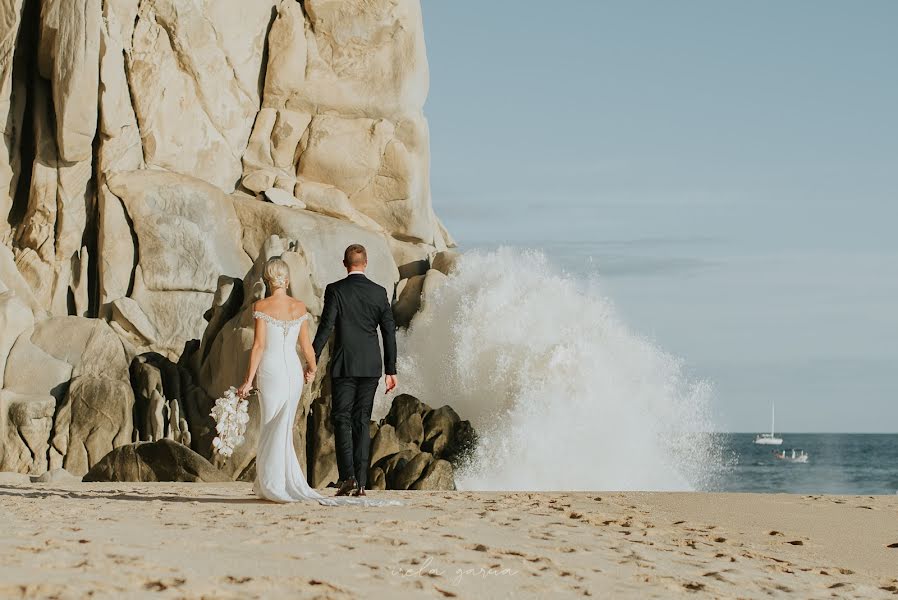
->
xmin=421 ymin=1 xmax=898 ymax=432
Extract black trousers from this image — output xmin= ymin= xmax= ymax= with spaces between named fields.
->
xmin=331 ymin=376 xmax=379 ymax=487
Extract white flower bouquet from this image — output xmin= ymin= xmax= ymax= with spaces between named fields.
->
xmin=210 ymin=386 xmax=250 ymax=457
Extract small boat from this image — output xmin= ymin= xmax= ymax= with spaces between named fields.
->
xmin=754 ymin=402 xmax=783 ymax=445
xmin=774 ymin=449 xmax=809 ymax=463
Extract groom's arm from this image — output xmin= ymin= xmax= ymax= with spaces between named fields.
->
xmin=378 ymin=290 xmax=397 ymax=375
xmin=312 ymin=284 xmax=337 ymax=361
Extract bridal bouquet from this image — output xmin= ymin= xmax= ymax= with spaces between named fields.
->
xmin=210 ymin=387 xmax=250 ymax=457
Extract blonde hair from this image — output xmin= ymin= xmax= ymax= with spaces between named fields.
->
xmin=263 ymin=257 xmax=290 ymax=291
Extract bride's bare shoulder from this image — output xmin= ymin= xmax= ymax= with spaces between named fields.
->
xmin=289 ymin=298 xmax=308 ymax=318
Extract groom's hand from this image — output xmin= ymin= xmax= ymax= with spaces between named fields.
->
xmin=385 ymin=374 xmax=397 ymax=393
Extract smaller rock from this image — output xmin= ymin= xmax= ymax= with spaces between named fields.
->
xmin=30 ymin=468 xmax=81 ymax=484
xmin=367 ymin=467 xmax=386 ymax=490
xmin=374 ymin=449 xmax=417 ymax=482
xmin=395 ymin=412 xmax=424 ymax=446
xmin=236 ymin=460 xmax=256 ymax=483
xmin=430 ymin=251 xmax=460 ymax=276
xmin=422 ymin=405 xmax=461 ymax=456
xmin=384 ymin=394 xmax=424 ymax=428
xmin=411 ymin=459 xmax=455 ymax=491
xmin=422 ymin=405 xmax=476 ymax=465
xmin=397 ymin=258 xmax=429 ymax=280
xmin=369 ymin=424 xmax=402 ymax=466
xmin=83 ymin=439 xmax=229 ymax=483
xmin=390 ymin=452 xmax=433 ymax=490
xmin=392 ymin=274 xmax=424 ymax=328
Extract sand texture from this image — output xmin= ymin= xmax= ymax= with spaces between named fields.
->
xmin=1 ymin=482 xmax=897 ymax=598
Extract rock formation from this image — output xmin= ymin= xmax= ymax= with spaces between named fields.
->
xmin=0 ymin=0 xmax=466 ymax=489
xmin=83 ymin=439 xmax=230 ymax=483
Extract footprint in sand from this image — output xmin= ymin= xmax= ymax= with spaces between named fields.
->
xmin=143 ymin=578 xmax=186 ymax=591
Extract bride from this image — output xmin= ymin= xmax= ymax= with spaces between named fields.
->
xmin=236 ymin=257 xmax=396 ymax=506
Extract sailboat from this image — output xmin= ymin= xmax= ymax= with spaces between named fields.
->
xmin=754 ymin=402 xmax=783 ymax=445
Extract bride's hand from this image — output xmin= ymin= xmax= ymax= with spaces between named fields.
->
xmin=304 ymin=367 xmax=315 ymax=384
xmin=236 ymin=382 xmax=253 ymax=398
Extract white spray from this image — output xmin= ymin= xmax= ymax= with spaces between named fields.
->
xmin=395 ymin=249 xmax=719 ymax=491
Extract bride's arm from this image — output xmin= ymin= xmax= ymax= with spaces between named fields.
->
xmin=299 ymin=318 xmax=317 ymax=382
xmin=238 ymin=309 xmax=267 ymax=397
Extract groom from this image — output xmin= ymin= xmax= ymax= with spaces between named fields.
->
xmin=312 ymin=244 xmax=398 ymax=497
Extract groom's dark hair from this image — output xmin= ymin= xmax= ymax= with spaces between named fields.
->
xmin=344 ymin=244 xmax=367 ymax=267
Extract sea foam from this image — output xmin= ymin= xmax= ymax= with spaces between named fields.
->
xmin=394 ymin=248 xmax=719 ymax=491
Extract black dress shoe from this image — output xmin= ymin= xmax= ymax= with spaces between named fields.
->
xmin=352 ymin=486 xmax=366 ymax=497
xmin=335 ymin=477 xmax=357 ymax=497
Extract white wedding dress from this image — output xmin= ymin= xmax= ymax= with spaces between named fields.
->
xmin=252 ymin=311 xmax=399 ymax=506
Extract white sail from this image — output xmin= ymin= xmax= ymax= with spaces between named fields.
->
xmin=754 ymin=401 xmax=783 ymax=445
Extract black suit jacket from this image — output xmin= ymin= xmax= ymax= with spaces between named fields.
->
xmin=312 ymin=274 xmax=397 ymax=377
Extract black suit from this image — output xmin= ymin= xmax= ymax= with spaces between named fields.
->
xmin=312 ymin=273 xmax=397 ymax=487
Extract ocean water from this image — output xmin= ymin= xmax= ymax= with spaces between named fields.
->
xmin=393 ymin=249 xmax=896 ymax=495
xmin=716 ymin=433 xmax=898 ymax=495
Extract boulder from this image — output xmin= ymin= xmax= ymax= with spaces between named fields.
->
xmin=384 ymin=394 xmax=425 ymax=428
xmin=422 ymin=405 xmax=476 ymax=464
xmin=13 ymin=317 xmax=133 ymax=475
xmin=369 ymin=424 xmax=402 ymax=466
xmin=130 ymin=352 xmax=211 ymax=453
xmin=395 ymin=412 xmax=424 ymax=446
xmin=375 ymin=448 xmax=417 ymax=482
xmin=430 ymin=251 xmax=460 ymax=276
xmin=367 ymin=466 xmax=386 ymax=491
xmin=411 ymin=459 xmax=454 ymax=491
xmin=83 ymin=439 xmax=229 ymax=483
xmin=0 ymin=391 xmax=56 ymax=474
xmin=55 ymin=376 xmax=134 ymax=476
xmin=421 ymin=269 xmax=448 ymax=305
xmin=389 ymin=451 xmax=432 ymax=490
xmin=393 ymin=274 xmax=424 ymax=328
xmin=0 ymin=316 xmax=135 ymax=475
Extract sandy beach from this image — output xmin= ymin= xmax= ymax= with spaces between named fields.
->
xmin=1 ymin=482 xmax=896 ymax=599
